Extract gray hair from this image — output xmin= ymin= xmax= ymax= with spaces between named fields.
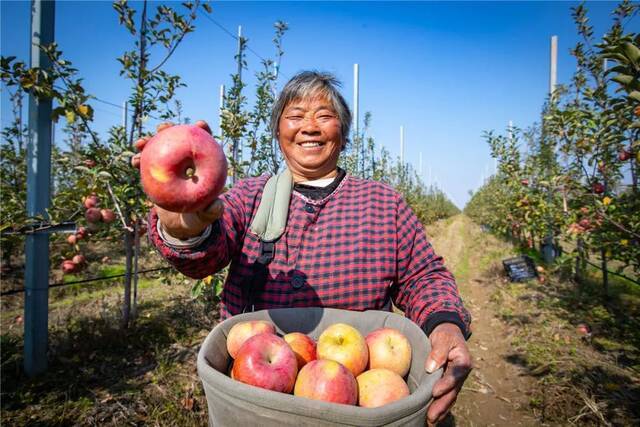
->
xmin=271 ymin=71 xmax=352 ymax=147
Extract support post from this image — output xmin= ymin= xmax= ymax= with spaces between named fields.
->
xmin=24 ymin=0 xmax=55 ymax=377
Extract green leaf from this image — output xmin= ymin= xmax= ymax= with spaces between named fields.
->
xmin=74 ymin=166 xmax=91 ymax=173
xmin=629 ymin=91 xmax=640 ymax=102
xmin=612 ymin=74 xmax=634 ymax=86
xmin=202 ymin=2 xmax=212 ymax=13
xmin=622 ymin=42 xmax=640 ymax=64
xmin=98 ymin=171 xmax=113 ymax=180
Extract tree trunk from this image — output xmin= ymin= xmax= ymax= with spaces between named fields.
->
xmin=601 ymin=248 xmax=609 ymax=298
xmin=122 ymin=225 xmax=133 ymax=329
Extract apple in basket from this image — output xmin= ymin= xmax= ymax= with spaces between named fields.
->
xmin=365 ymin=327 xmax=412 ymax=377
xmin=231 ymin=333 xmax=298 ymax=393
xmin=226 ymin=320 xmax=276 ymax=359
xmin=283 ymin=332 xmax=317 ymax=369
xmin=356 ymin=368 xmax=410 ymax=408
xmin=293 ymin=359 xmax=358 ymax=405
xmin=317 ymin=323 xmax=368 ymax=377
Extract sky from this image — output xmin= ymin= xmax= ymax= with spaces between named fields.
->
xmin=1 ymin=1 xmax=630 ymax=208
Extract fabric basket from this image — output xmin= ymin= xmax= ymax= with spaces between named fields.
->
xmin=197 ymin=307 xmax=441 ymax=426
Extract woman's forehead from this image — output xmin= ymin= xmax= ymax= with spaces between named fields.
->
xmin=285 ymin=91 xmax=335 ymax=110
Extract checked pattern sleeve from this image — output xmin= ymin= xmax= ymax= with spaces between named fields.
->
xmin=147 ymin=176 xmax=268 ymax=279
xmin=390 ymin=194 xmax=472 ymax=338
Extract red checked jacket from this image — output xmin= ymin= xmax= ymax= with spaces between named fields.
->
xmin=148 ymin=173 xmax=471 ymax=337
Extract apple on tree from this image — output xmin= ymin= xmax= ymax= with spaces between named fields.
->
xmin=231 ymin=333 xmax=298 ymax=393
xmin=139 ymin=124 xmax=227 ymax=213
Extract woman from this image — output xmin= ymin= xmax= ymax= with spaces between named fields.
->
xmin=134 ymin=71 xmax=472 ymax=425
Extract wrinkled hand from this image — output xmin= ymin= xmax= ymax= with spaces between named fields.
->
xmin=132 ymin=120 xmax=223 ymax=239
xmin=425 ymin=322 xmax=472 ymax=425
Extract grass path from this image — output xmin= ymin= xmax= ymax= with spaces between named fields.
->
xmin=426 ymin=215 xmax=537 ymax=426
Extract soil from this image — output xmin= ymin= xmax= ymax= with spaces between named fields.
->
xmin=426 ymin=215 xmax=538 ymax=426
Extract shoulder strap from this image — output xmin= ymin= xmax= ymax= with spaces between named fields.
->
xmin=249 ymin=168 xmax=293 ymax=242
xmin=243 ymin=169 xmax=293 ymax=313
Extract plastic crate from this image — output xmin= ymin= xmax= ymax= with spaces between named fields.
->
xmin=197 ymin=307 xmax=441 ymax=426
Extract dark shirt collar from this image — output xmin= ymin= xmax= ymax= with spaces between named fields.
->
xmin=293 ymin=168 xmax=347 ymax=200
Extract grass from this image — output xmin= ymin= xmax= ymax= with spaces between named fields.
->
xmin=1 ymin=264 xmax=216 ymax=426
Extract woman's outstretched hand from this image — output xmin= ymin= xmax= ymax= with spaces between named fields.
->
xmin=132 ymin=120 xmax=224 ymax=239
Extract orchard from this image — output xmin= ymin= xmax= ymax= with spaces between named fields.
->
xmin=1 ymin=1 xmax=639 ymax=426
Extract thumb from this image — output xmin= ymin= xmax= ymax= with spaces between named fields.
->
xmin=425 ymin=340 xmax=449 ymax=374
xmin=197 ymin=199 xmax=224 ymax=223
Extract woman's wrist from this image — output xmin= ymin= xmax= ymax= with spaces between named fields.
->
xmin=156 ymin=220 xmax=212 ymax=249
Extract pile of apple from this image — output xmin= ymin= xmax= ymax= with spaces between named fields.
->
xmin=226 ymin=321 xmax=413 ymax=408
xmin=83 ymin=194 xmax=116 ymax=228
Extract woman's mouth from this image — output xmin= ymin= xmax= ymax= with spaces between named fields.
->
xmin=297 ymin=141 xmax=325 ymax=148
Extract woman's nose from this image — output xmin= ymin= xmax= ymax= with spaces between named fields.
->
xmin=300 ymin=117 xmax=321 ymax=134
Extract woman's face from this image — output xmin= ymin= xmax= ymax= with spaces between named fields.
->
xmin=278 ymin=94 xmax=344 ymax=182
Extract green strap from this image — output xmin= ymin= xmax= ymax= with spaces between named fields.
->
xmin=249 ymin=169 xmax=293 ymax=242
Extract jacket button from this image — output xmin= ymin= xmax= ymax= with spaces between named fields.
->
xmin=291 ymin=275 xmax=305 ymax=289
xmin=304 ymin=204 xmax=315 ymax=213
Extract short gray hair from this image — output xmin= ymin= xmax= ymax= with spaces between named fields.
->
xmin=271 ymin=71 xmax=352 ymax=147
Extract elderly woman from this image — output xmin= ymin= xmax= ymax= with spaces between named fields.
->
xmin=135 ymin=71 xmax=472 ymax=424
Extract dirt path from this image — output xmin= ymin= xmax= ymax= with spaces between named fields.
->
xmin=426 ymin=215 xmax=537 ymax=427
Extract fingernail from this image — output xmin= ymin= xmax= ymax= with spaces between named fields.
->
xmin=426 ymin=359 xmax=437 ymax=373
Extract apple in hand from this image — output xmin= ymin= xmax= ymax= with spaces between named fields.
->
xmin=356 ymin=368 xmax=410 ymax=408
xmin=231 ymin=333 xmax=298 ymax=393
xmin=226 ymin=320 xmax=276 ymax=359
xmin=283 ymin=332 xmax=317 ymax=369
xmin=365 ymin=328 xmax=412 ymax=377
xmin=294 ymin=359 xmax=358 ymax=405
xmin=140 ymin=124 xmax=227 ymax=213
xmin=317 ymin=323 xmax=368 ymax=377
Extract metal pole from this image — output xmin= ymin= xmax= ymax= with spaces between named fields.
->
xmin=549 ymin=35 xmax=557 ymax=99
xmin=232 ymin=26 xmax=242 ymax=184
xmin=219 ymin=84 xmax=225 ymax=138
xmin=353 ymin=64 xmax=361 ymax=175
xmin=122 ymin=101 xmax=128 ymax=132
xmin=542 ymin=35 xmax=558 ymax=264
xmin=399 ymin=125 xmax=404 ymax=181
xmin=25 ymin=0 xmax=55 ymax=377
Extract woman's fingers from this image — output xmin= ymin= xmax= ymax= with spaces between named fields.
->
xmin=194 ymin=120 xmax=212 ymax=135
xmin=156 ymin=122 xmax=174 ymax=133
xmin=131 ymin=153 xmax=141 ymax=169
xmin=134 ymin=135 xmax=151 ymax=152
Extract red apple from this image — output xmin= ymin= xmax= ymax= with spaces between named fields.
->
xmin=100 ymin=208 xmax=116 ymax=224
xmin=592 ymin=182 xmax=605 ymax=194
xmin=618 ymin=149 xmax=632 ymax=162
xmin=140 ymin=124 xmax=227 ymax=213
xmin=231 ymin=333 xmax=298 ymax=393
xmin=579 ymin=218 xmax=591 ymax=229
xmin=83 ymin=159 xmax=96 ymax=168
xmin=365 ymin=328 xmax=412 ymax=378
xmin=226 ymin=320 xmax=276 ymax=359
xmin=520 ymin=179 xmax=529 ymax=186
xmin=356 ymin=369 xmax=410 ymax=408
xmin=293 ymin=359 xmax=358 ymax=405
xmin=85 ymin=207 xmax=102 ymax=223
xmin=76 ymin=227 xmax=87 ymax=240
xmin=283 ymin=332 xmax=317 ymax=369
xmin=317 ymin=323 xmax=368 ymax=377
xmin=61 ymin=260 xmax=77 ymax=274
xmin=67 ymin=234 xmax=77 ymax=245
xmin=72 ymin=254 xmax=86 ymax=265
xmin=83 ymin=194 xmax=99 ymax=209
